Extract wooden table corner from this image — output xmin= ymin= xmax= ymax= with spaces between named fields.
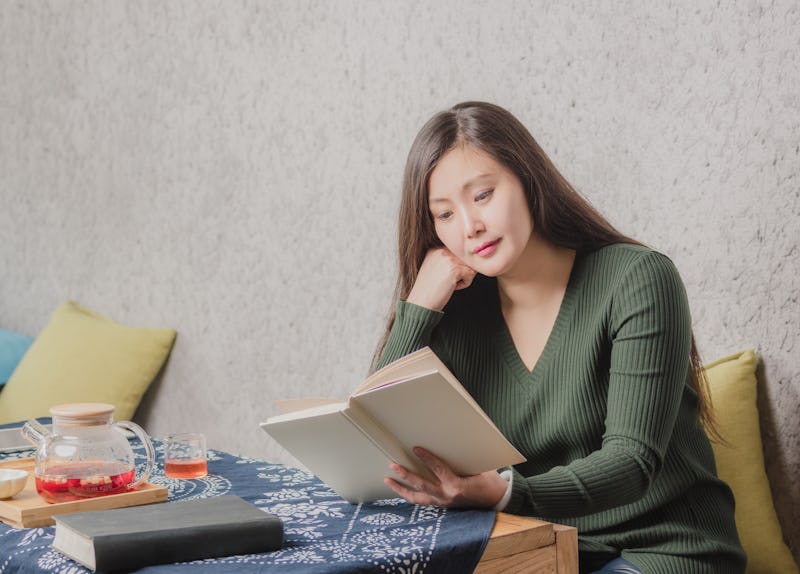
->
xmin=476 ymin=512 xmax=577 ymax=574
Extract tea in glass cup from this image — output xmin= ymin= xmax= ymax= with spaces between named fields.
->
xmin=164 ymin=433 xmax=207 ymax=479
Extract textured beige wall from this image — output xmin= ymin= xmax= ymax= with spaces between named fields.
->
xmin=1 ymin=0 xmax=797 ymax=558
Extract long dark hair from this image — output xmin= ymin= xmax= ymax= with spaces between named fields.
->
xmin=375 ymin=101 xmax=718 ymax=437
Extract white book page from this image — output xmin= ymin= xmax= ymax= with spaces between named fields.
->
xmin=352 ymin=371 xmax=525 ymax=476
xmin=354 ymin=347 xmax=444 ymax=395
xmin=273 ymin=398 xmax=342 ymax=415
xmin=261 ymin=409 xmax=400 ymax=503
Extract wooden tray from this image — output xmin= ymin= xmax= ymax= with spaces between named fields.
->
xmin=0 ymin=458 xmax=168 ymax=528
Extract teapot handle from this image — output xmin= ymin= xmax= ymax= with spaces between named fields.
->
xmin=114 ymin=421 xmax=155 ymax=488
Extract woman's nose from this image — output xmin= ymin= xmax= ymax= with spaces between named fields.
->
xmin=462 ymin=209 xmax=485 ymax=237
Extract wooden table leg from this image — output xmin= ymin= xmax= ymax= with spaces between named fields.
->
xmin=554 ymin=524 xmax=578 ymax=574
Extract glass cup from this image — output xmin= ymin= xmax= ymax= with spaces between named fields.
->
xmin=163 ymin=433 xmax=208 ymax=479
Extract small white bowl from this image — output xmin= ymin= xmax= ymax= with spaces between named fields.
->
xmin=0 ymin=469 xmax=28 ymax=499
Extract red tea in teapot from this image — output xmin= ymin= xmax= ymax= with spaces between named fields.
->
xmin=22 ymin=403 xmax=156 ymax=504
xmin=34 ymin=461 xmax=136 ymax=503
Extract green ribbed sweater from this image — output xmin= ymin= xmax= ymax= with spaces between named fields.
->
xmin=377 ymin=244 xmax=745 ymax=574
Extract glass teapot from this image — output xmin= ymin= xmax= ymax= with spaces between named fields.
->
xmin=21 ymin=403 xmax=155 ymax=503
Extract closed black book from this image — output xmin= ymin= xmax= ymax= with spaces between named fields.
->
xmin=52 ymin=495 xmax=283 ymax=572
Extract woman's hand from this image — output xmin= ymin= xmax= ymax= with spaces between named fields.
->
xmin=384 ymin=447 xmax=509 ymax=508
xmin=407 ymin=248 xmax=477 ymax=311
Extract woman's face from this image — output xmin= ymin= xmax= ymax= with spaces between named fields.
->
xmin=427 ymin=144 xmax=534 ymax=277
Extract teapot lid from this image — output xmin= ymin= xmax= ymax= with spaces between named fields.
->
xmin=49 ymin=402 xmax=115 ymax=420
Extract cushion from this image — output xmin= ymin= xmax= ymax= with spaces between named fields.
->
xmin=705 ymin=350 xmax=799 ymax=573
xmin=0 ymin=301 xmax=176 ymax=425
xmin=0 ymin=328 xmax=33 ymax=387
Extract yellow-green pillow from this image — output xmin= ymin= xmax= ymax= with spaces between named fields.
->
xmin=705 ymin=350 xmax=799 ymax=574
xmin=0 ymin=301 xmax=176 ymax=424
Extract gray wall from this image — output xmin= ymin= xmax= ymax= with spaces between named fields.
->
xmin=1 ymin=0 xmax=797 ymax=559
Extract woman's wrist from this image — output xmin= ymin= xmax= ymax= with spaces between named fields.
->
xmin=493 ymin=470 xmax=514 ymax=511
xmin=468 ymin=469 xmax=513 ymax=510
xmin=406 ymin=288 xmax=445 ymax=312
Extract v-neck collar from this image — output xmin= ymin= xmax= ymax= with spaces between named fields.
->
xmin=490 ymin=251 xmax=586 ymax=389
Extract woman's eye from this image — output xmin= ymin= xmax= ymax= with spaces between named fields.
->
xmin=476 ymin=189 xmax=494 ymax=202
xmin=435 ymin=211 xmax=453 ymax=221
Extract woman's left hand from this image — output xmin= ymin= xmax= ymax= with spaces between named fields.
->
xmin=384 ymin=447 xmax=509 ymax=508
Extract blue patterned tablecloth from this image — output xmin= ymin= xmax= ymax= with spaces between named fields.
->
xmin=0 ymin=436 xmax=495 ymax=574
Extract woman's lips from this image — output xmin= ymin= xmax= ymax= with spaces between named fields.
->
xmin=473 ymin=239 xmax=499 ymax=257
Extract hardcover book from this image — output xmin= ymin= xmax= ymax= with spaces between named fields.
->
xmin=52 ymin=495 xmax=283 ymax=571
xmin=261 ymin=346 xmax=525 ymax=503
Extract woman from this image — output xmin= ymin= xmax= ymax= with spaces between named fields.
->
xmin=374 ymin=102 xmax=745 ymax=573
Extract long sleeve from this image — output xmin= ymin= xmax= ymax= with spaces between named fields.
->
xmin=374 ymin=300 xmax=444 ymax=370
xmin=392 ymin=244 xmax=744 ymax=572
xmin=506 ymin=251 xmax=692 ymax=517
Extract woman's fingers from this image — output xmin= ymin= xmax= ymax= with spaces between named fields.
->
xmin=441 ymin=249 xmax=476 ymax=291
xmin=454 ymin=264 xmax=477 ymax=290
xmin=384 ymin=477 xmax=437 ymax=505
xmin=389 ymin=461 xmax=438 ymax=490
xmin=413 ymin=447 xmax=455 ymax=479
xmin=385 ymin=463 xmax=441 ymax=506
xmin=386 ymin=451 xmax=461 ymax=506
xmin=407 ymin=248 xmax=476 ymax=310
xmin=387 ymin=450 xmax=509 ymax=509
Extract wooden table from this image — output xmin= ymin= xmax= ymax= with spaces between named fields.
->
xmin=477 ymin=512 xmax=578 ymax=573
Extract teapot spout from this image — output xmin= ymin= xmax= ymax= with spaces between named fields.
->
xmin=21 ymin=419 xmax=51 ymax=446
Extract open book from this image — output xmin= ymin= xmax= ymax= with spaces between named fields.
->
xmin=260 ymin=347 xmax=525 ymax=503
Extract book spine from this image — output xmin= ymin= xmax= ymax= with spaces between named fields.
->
xmin=93 ymin=519 xmax=283 ymax=571
xmin=344 ymin=401 xmax=436 ymax=482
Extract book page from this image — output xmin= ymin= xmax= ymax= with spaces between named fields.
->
xmin=358 ymin=369 xmax=436 ymax=393
xmin=266 ymin=401 xmax=347 ymax=422
xmin=355 ymin=348 xmax=497 ymax=430
xmin=351 ymin=371 xmax=525 ymax=476
xmin=344 ymin=400 xmax=436 ymax=482
xmin=261 ymin=408 xmax=402 ymax=503
xmin=354 ymin=347 xmax=450 ymax=395
xmin=274 ymin=398 xmax=341 ymax=414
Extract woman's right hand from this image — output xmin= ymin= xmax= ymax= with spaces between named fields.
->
xmin=406 ymin=248 xmax=476 ymax=311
